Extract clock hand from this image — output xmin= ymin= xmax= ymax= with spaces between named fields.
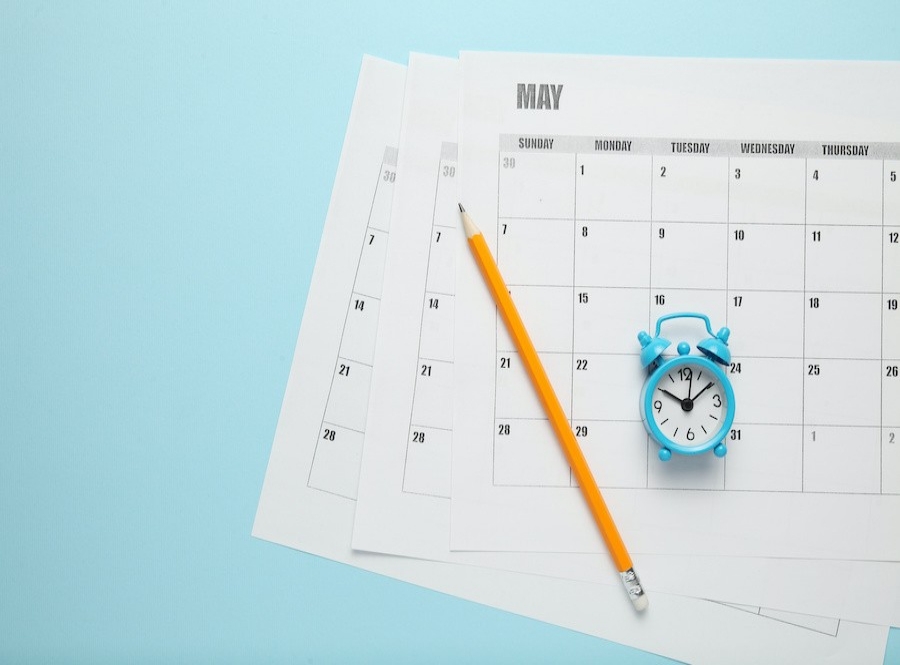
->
xmin=691 ymin=381 xmax=714 ymax=401
xmin=657 ymin=388 xmax=683 ymax=403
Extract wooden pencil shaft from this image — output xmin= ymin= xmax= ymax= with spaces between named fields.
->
xmin=467 ymin=230 xmax=633 ymax=573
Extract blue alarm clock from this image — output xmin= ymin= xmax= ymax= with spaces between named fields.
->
xmin=637 ymin=312 xmax=735 ymax=462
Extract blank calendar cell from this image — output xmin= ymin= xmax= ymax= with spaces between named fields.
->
xmin=501 ymin=286 xmax=573 ymax=353
xmin=339 ymin=295 xmax=381 ymax=366
xmin=726 ymin=224 xmax=805 ymax=292
xmin=804 ymin=292 xmax=882 ymax=360
xmin=651 ymin=221 xmax=728 ymax=290
xmin=885 ymin=230 xmax=900 ymax=292
xmin=498 ymin=152 xmax=575 ymax=219
xmin=728 ymin=357 xmax=803 ymax=425
xmin=885 ymin=161 xmax=900 ymax=224
xmin=575 ymin=154 xmax=652 ymax=220
xmin=647 ymin=438 xmax=725 ymax=490
xmin=728 ymin=158 xmax=806 ymax=225
xmin=803 ymin=426 xmax=881 ymax=494
xmin=804 ymin=225 xmax=883 ymax=292
xmin=355 ymin=228 xmax=389 ymax=297
xmin=803 ymin=359 xmax=881 ymax=426
xmin=494 ymin=418 xmax=570 ymax=487
xmin=411 ymin=359 xmax=453 ymax=430
xmin=884 ymin=369 xmax=900 ymax=428
xmin=576 ymin=419 xmax=649 ymax=489
xmin=308 ymin=424 xmax=365 ymax=499
xmin=652 ymin=156 xmax=729 ymax=223
xmin=726 ymin=291 xmax=804 ymax=358
xmin=883 ymin=429 xmax=900 ymax=494
xmin=574 ymin=220 xmax=651 ymax=288
xmin=402 ymin=426 xmax=451 ymax=498
xmin=424 ymin=227 xmax=456 ymax=295
xmin=723 ymin=424 xmax=803 ymax=492
xmin=323 ymin=359 xmax=374 ymax=433
xmin=572 ymin=354 xmax=644 ymax=422
xmin=806 ymin=159 xmax=883 ymax=227
xmin=419 ymin=293 xmax=454 ymax=363
xmin=497 ymin=217 xmax=574 ymax=286
xmin=369 ymin=170 xmax=396 ymax=233
xmin=573 ymin=287 xmax=650 ymax=355
xmin=496 ymin=351 xmax=573 ymax=420
xmin=884 ymin=297 xmax=900 ymax=359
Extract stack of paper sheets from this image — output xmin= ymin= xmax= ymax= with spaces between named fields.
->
xmin=253 ymin=52 xmax=900 ymax=663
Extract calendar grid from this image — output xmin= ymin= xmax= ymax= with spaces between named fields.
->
xmin=570 ymin=152 xmax=578 ymax=487
xmin=308 ymin=147 xmax=397 ymax=500
xmin=493 ymin=136 xmax=899 ymax=496
xmin=401 ymin=144 xmax=458 ymax=499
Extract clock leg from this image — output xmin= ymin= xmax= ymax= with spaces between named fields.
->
xmin=658 ymin=447 xmax=672 ymax=462
xmin=714 ymin=443 xmax=727 ymax=458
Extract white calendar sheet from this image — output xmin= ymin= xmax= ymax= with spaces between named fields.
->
xmin=350 ymin=54 xmax=900 ymax=627
xmin=453 ymin=53 xmax=900 ymax=559
xmin=252 ymin=55 xmax=889 ymax=665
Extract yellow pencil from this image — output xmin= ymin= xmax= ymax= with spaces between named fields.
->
xmin=459 ymin=203 xmax=647 ymax=611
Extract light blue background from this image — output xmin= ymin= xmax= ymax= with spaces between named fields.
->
xmin=1 ymin=1 xmax=898 ymax=662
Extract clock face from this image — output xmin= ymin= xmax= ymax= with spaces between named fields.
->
xmin=646 ymin=359 xmax=729 ymax=449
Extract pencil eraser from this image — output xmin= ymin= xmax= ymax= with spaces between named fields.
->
xmin=631 ymin=592 xmax=649 ymax=612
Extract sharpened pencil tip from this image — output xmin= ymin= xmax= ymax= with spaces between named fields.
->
xmin=458 ymin=203 xmax=465 ymax=212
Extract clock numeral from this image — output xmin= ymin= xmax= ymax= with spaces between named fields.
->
xmin=808 ymin=363 xmax=821 ymax=376
xmin=712 ymin=394 xmax=721 ymax=407
xmin=677 ymin=367 xmax=692 ymax=381
xmin=730 ymin=429 xmax=742 ymax=441
xmin=685 ymin=428 xmax=695 ymax=441
xmin=653 ymin=399 xmax=663 ymax=413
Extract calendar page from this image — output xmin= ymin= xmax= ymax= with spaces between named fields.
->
xmin=453 ymin=53 xmax=900 ymax=559
xmin=349 ymin=54 xmax=900 ymax=627
xmin=248 ymin=56 xmax=893 ymax=665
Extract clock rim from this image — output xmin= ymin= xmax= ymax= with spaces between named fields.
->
xmin=640 ymin=354 xmax=735 ymax=455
